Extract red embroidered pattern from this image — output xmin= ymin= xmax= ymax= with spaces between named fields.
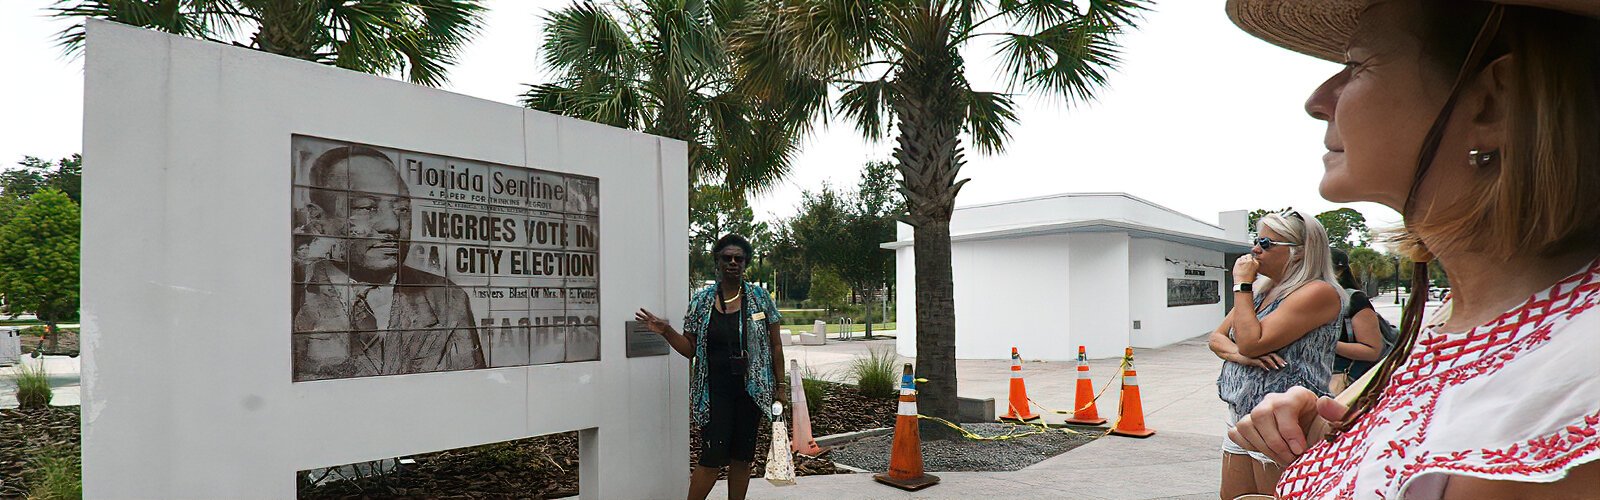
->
xmin=1277 ymin=259 xmax=1600 ymax=499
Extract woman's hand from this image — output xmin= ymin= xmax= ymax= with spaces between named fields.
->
xmin=635 ymin=308 xmax=670 ymax=335
xmin=1227 ymin=386 xmax=1350 ymax=466
xmin=1222 ymin=351 xmax=1285 ymax=370
xmin=1256 ymin=353 xmax=1288 ymax=370
xmin=1233 ymin=254 xmax=1261 ymax=283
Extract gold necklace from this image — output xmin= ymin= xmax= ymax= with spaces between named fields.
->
xmin=722 ymin=291 xmax=742 ymax=304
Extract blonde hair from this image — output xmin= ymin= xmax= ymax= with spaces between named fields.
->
xmin=1396 ymin=5 xmax=1600 ymax=261
xmin=1254 ymin=212 xmax=1340 ymax=305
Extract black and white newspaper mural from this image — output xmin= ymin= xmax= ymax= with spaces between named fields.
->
xmin=1166 ymin=278 xmax=1220 ymax=307
xmin=291 ymin=136 xmax=600 ymax=381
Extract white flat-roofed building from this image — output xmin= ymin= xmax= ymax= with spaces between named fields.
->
xmin=881 ymin=193 xmax=1252 ymax=361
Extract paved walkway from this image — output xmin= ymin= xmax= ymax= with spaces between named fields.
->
xmin=0 ymin=355 xmax=82 ymax=408
xmin=717 ymin=292 xmax=1440 ymax=499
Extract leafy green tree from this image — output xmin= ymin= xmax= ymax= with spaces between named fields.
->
xmin=0 ymin=190 xmax=81 ymax=349
xmin=735 ymin=0 xmax=1148 ymax=437
xmin=808 ymin=268 xmax=848 ymax=317
xmin=1316 ymin=208 xmax=1369 ymax=250
xmin=1346 ymin=246 xmax=1392 ymax=296
xmin=51 ymin=0 xmax=486 ymax=87
xmin=1 ymin=155 xmax=81 ymax=239
xmin=689 ymin=183 xmax=771 ymax=285
xmin=1246 ymin=207 xmax=1290 ymax=238
xmin=843 ymin=160 xmax=902 ymax=336
xmin=524 ymin=0 xmax=825 ymax=202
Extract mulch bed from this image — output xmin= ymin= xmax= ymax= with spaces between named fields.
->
xmin=15 ymin=328 xmax=79 ymax=357
xmin=299 ymin=381 xmax=896 ymax=499
xmin=0 ymin=407 xmax=81 ymax=498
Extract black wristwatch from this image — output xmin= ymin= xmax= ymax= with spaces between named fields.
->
xmin=1233 ymin=281 xmax=1253 ymax=293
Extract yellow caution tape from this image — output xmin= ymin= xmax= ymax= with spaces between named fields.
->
xmin=1035 ymin=356 xmax=1130 ymax=415
xmin=914 ymin=413 xmax=1061 ymax=441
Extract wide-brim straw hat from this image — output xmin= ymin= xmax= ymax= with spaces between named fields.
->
xmin=1226 ymin=0 xmax=1600 ymax=62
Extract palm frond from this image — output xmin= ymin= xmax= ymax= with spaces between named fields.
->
xmin=1084 ymin=0 xmax=1147 ymax=27
xmin=541 ymin=1 xmax=638 ymax=77
xmin=837 ymin=77 xmax=898 ymax=141
xmin=992 ymin=13 xmax=1126 ymax=102
xmin=50 ymin=0 xmax=230 ymax=56
xmin=640 ymin=0 xmax=724 ymax=90
xmin=961 ymin=88 xmax=1017 ymax=155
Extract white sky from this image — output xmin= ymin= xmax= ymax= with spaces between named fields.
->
xmin=0 ymin=0 xmax=1403 ymax=235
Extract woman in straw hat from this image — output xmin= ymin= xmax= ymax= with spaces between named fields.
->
xmin=1223 ymin=0 xmax=1600 ymax=498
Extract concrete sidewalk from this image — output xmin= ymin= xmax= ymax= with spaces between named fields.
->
xmin=724 ymin=334 xmax=1228 ymax=499
xmin=720 ymin=294 xmax=1444 ymax=500
xmin=0 ymin=355 xmax=82 ymax=408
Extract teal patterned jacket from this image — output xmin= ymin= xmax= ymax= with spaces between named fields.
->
xmin=683 ymin=282 xmax=782 ymax=428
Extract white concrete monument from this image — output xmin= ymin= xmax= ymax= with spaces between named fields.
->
xmin=81 ymin=20 xmax=689 ymax=498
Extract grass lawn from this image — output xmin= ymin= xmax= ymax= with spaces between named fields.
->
xmin=781 ymin=322 xmax=895 ymax=334
xmin=0 ymin=319 xmax=45 ymax=327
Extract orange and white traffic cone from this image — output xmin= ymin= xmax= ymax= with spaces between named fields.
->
xmin=874 ymin=363 xmax=940 ymax=491
xmin=1109 ymin=347 xmax=1155 ymax=438
xmin=788 ymin=360 xmax=828 ymax=457
xmin=1064 ymin=345 xmax=1108 ymax=426
xmin=999 ymin=347 xmax=1041 ymax=423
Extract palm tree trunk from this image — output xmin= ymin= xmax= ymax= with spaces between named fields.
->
xmin=910 ymin=222 xmax=959 ymax=439
xmin=892 ymin=48 xmax=967 ymax=439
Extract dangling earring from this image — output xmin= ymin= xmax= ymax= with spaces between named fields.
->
xmin=1468 ymin=149 xmax=1499 ymax=167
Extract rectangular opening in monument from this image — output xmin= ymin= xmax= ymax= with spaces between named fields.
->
xmin=294 ymin=431 xmax=583 ymax=498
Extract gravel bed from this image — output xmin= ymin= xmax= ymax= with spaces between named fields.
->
xmin=829 ymin=423 xmax=1105 ymax=473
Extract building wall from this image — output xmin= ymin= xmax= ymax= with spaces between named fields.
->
xmin=1128 ymin=238 xmax=1227 ymax=349
xmin=1066 ymin=233 xmax=1132 ymax=359
xmin=894 ymin=235 xmax=1072 ymax=360
xmin=895 ymin=233 xmax=1229 ymax=361
xmin=895 ymin=246 xmax=917 ymax=357
xmin=952 ymin=235 xmax=1072 ymax=360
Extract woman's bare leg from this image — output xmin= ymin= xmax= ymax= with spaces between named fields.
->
xmin=688 ymin=465 xmax=720 ymax=500
xmin=1251 ymin=459 xmax=1284 ymax=495
xmin=726 ymin=461 xmax=752 ymax=500
xmin=1221 ymin=452 xmax=1262 ymax=499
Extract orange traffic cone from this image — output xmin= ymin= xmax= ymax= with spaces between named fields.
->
xmin=1064 ymin=346 xmax=1108 ymax=426
xmin=999 ymin=347 xmax=1041 ymax=423
xmin=874 ymin=363 xmax=940 ymax=491
xmin=1109 ymin=347 xmax=1155 ymax=438
xmin=788 ymin=360 xmax=828 ymax=457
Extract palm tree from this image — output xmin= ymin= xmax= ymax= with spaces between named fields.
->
xmin=50 ymin=0 xmax=486 ymax=87
xmin=522 ymin=0 xmax=826 ymax=200
xmin=734 ymin=0 xmax=1147 ymax=438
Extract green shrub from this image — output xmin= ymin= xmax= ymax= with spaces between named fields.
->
xmin=795 ymin=364 xmax=830 ymax=414
xmin=802 ymin=378 xmax=828 ymax=414
xmin=849 ymin=346 xmax=899 ymax=399
xmin=11 ymin=361 xmax=52 ymax=409
xmin=25 ymin=443 xmax=81 ymax=500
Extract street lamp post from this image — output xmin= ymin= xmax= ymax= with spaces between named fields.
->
xmin=1393 ymin=256 xmax=1401 ymax=304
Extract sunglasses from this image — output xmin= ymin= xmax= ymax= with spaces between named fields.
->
xmin=1254 ymin=236 xmax=1300 ymax=251
xmin=719 ymin=254 xmax=748 ymax=264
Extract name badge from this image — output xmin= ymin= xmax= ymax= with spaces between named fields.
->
xmin=751 ymin=312 xmax=766 ymax=321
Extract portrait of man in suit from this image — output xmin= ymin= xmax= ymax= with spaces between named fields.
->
xmin=291 ymin=145 xmax=486 ymax=381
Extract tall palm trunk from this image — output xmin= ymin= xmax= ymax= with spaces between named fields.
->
xmin=892 ymin=31 xmax=967 ymax=440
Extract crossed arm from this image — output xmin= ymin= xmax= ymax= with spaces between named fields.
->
xmin=1210 ymin=281 xmax=1343 ymax=367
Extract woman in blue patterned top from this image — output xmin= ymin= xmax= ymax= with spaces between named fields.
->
xmin=1208 ymin=211 xmax=1343 ymax=499
xmin=635 ymin=233 xmax=786 ymax=500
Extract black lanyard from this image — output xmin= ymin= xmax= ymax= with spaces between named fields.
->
xmin=716 ymin=281 xmax=748 ymax=360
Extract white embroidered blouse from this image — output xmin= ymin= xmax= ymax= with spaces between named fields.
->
xmin=1277 ymin=258 xmax=1600 ymax=499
